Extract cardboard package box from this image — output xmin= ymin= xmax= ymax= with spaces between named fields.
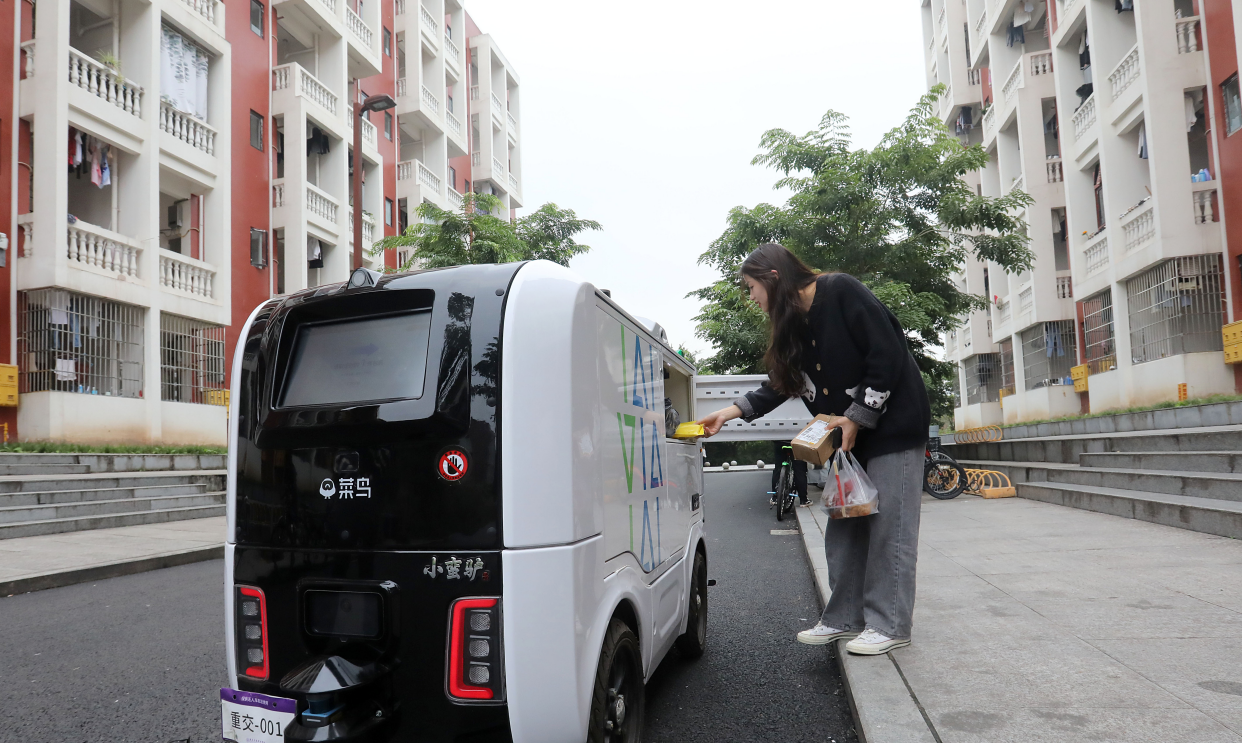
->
xmin=790 ymin=414 xmax=840 ymax=467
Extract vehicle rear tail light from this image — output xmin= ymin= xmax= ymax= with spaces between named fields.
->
xmin=235 ymin=586 xmax=269 ymax=681
xmin=446 ymin=597 xmax=502 ymax=702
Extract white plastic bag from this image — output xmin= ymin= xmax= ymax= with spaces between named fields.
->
xmin=824 ymin=449 xmax=879 ymax=519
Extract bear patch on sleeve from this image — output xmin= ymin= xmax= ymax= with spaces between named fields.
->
xmin=864 ymin=387 xmax=890 ymax=409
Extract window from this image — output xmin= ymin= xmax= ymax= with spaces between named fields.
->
xmin=1081 ymin=290 xmax=1116 ymax=374
xmin=385 ymin=198 xmax=393 ymax=226
xmin=446 ymin=23 xmax=452 ymax=40
xmin=250 ymin=111 xmax=264 ymax=151
xmin=1126 ymin=255 xmax=1226 ymax=363
xmin=18 ymin=289 xmax=145 ymax=398
xmin=1093 ymin=164 xmax=1105 ymax=230
xmin=398 ymin=198 xmax=409 ymax=234
xmin=250 ymin=228 xmax=268 ymax=268
xmin=1020 ymin=321 xmax=1077 ymax=390
xmin=963 ymin=354 xmax=1000 ymax=404
xmin=160 ymin=25 xmax=211 ymax=120
xmin=1225 ymin=75 xmax=1242 ymax=134
xmin=383 ymin=27 xmax=392 ymax=55
xmin=384 ymin=111 xmax=392 ymax=140
xmin=161 ymin=314 xmax=226 ymax=404
xmin=448 ymin=166 xmax=457 ymax=191
xmin=250 ymin=0 xmax=264 ymax=36
xmin=447 ymin=94 xmax=454 ymax=114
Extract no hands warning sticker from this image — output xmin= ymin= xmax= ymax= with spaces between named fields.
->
xmin=438 ymin=450 xmax=468 ymax=481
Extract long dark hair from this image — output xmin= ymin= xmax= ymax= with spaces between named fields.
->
xmin=740 ymin=244 xmax=819 ymax=397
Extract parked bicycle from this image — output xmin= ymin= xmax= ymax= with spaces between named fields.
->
xmin=769 ymin=443 xmax=799 ymax=521
xmin=924 ymin=435 xmax=967 ymax=499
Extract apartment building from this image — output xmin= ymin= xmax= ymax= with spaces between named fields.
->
xmin=925 ymin=0 xmax=1242 ymax=427
xmin=0 ymin=0 xmax=521 ymax=445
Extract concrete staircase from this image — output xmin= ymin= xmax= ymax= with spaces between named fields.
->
xmin=942 ymin=401 xmax=1242 ymax=539
xmin=0 ymin=453 xmax=226 ymax=539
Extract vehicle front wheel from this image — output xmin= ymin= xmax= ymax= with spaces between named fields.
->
xmin=588 ymin=618 xmax=644 ymax=743
xmin=674 ymin=550 xmax=707 ymax=658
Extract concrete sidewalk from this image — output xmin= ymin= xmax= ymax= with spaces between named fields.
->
xmin=797 ymin=491 xmax=1242 ymax=743
xmin=0 ymin=516 xmax=225 ymax=595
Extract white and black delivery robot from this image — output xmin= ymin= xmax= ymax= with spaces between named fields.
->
xmin=222 ymin=260 xmax=707 ymax=743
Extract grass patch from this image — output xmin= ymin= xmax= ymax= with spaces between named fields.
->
xmin=944 ymin=392 xmax=1242 ymax=434
xmin=0 ymin=441 xmax=227 ymax=455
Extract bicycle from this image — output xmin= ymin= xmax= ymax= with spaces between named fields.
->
xmin=769 ymin=443 xmax=798 ymax=521
xmin=923 ymin=436 xmax=967 ymax=499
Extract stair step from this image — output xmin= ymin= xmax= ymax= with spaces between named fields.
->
xmin=0 ymin=464 xmax=94 ymax=476
xmin=0 ymin=503 xmax=227 ymax=539
xmin=0 ymin=492 xmax=225 ymax=524
xmin=1079 ymin=451 xmax=1242 ymax=473
xmin=0 ymin=470 xmax=225 ymax=494
xmin=961 ymin=460 xmax=1242 ymax=503
xmin=0 ymin=483 xmax=209 ymax=508
xmin=944 ymin=425 xmax=1242 ymax=464
xmin=1018 ymin=481 xmax=1242 ymax=540
xmin=0 ymin=453 xmax=227 ymax=471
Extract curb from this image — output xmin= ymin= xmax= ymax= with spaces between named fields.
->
xmin=0 ymin=544 xmax=224 ymax=596
xmin=794 ymin=506 xmax=939 ymax=743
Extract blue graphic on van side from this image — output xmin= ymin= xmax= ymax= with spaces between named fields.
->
xmin=617 ymin=413 xmax=637 ymax=494
xmin=639 ymin=498 xmax=661 ymax=570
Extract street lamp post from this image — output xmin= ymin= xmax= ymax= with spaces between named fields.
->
xmin=353 ymin=93 xmax=397 ymax=270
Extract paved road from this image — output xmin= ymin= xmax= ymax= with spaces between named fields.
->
xmin=0 ymin=471 xmax=856 ymax=743
xmin=643 ymin=470 xmax=857 ymax=743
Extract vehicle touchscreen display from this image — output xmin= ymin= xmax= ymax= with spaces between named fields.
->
xmin=279 ymin=311 xmax=432 ymax=407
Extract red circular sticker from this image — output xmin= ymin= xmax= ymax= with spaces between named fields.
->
xmin=438 ymin=450 xmax=468 ymax=481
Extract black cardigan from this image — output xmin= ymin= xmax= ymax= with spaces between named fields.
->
xmin=734 ymin=273 xmax=931 ymax=464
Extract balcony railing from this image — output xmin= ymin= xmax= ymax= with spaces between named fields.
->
xmin=396 ymin=77 xmax=407 ymax=97
xmin=470 ymin=85 xmax=480 ymax=101
xmin=1176 ymin=17 xmax=1201 ymax=53
xmin=471 ymin=151 xmax=480 ymax=166
xmin=395 ymin=0 xmax=405 ymax=13
xmin=1072 ymin=94 xmax=1097 ymax=140
xmin=445 ymin=34 xmax=462 ymax=62
xmin=418 ymin=161 xmax=442 ymax=195
xmin=491 ymin=91 xmax=504 ymax=112
xmin=982 ymin=105 xmax=996 ymax=139
xmin=492 ymin=156 xmax=505 ymax=178
xmin=160 ymin=102 xmax=217 ymax=156
xmin=17 ymin=213 xmax=31 ymax=257
xmin=159 ymin=250 xmax=216 ymax=299
xmin=69 ymin=47 xmax=142 ymax=117
xmin=20 ymin=39 xmax=33 ymax=79
xmin=420 ymin=4 xmax=439 ymax=34
xmin=346 ymin=6 xmax=374 ymax=50
xmin=1121 ymin=201 xmax=1155 ymax=252
xmin=1193 ymin=184 xmax=1217 ymax=223
xmin=1046 ymin=156 xmax=1063 ymax=182
xmin=937 ymin=7 xmax=947 ymax=36
xmin=1010 ymin=173 xmax=1025 ymax=193
xmin=967 ymin=68 xmax=982 ymax=86
xmin=1063 ymin=0 xmax=1083 ymax=17
xmin=347 ymin=114 xmax=377 ymax=146
xmin=1018 ymin=286 xmax=1033 ymax=315
xmin=1084 ymin=232 xmax=1110 ymax=276
xmin=179 ymin=0 xmax=220 ymax=25
xmin=1030 ymin=51 xmax=1053 ymax=76
xmin=397 ymin=161 xmax=413 ymax=181
xmin=273 ymin=63 xmax=338 ymax=116
xmin=349 ymin=211 xmax=375 ymax=246
xmin=1109 ymin=45 xmax=1140 ymax=100
xmin=272 ymin=181 xmax=285 ymax=208
xmin=421 ymin=84 xmax=441 ymax=115
xmin=974 ymin=10 xmax=987 ymax=45
xmin=447 ymin=187 xmax=464 ymax=209
xmin=1001 ymin=58 xmax=1023 ymax=105
xmin=998 ymin=301 xmax=1011 ymax=325
xmin=507 ymin=111 xmax=517 ymax=131
xmin=446 ymin=111 xmax=462 ymax=136
xmin=509 ymin=173 xmax=518 ymax=191
xmin=67 ymin=220 xmax=140 ymax=278
xmin=306 ymin=183 xmax=339 ymax=224
xmin=1057 ymin=275 xmax=1073 ymax=299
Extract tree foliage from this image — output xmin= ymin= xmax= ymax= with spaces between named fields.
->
xmin=371 ymin=193 xmax=601 ymax=270
xmin=693 ymin=88 xmax=1033 ymax=417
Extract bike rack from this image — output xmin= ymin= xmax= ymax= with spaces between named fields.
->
xmin=963 ymin=469 xmax=1017 ymax=498
xmin=951 ymin=426 xmax=1004 ymax=444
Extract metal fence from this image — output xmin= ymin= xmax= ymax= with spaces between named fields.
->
xmin=1081 ymin=289 xmax=1117 ymax=374
xmin=999 ymin=339 xmax=1017 ymax=396
xmin=160 ymin=313 xmax=226 ymax=404
xmin=1126 ymin=255 xmax=1225 ymax=364
xmin=963 ymin=353 xmax=1001 ymax=404
xmin=1020 ymin=320 xmax=1077 ymax=389
xmin=18 ymin=288 xmax=145 ymax=397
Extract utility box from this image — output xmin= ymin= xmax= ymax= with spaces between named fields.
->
xmin=1070 ymin=364 xmax=1089 ymax=392
xmin=1224 ymin=321 xmax=1242 ymax=364
xmin=0 ymin=363 xmax=18 ymax=406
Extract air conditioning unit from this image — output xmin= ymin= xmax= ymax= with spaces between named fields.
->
xmin=167 ymin=203 xmax=183 ymax=230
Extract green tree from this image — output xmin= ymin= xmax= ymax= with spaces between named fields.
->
xmin=371 ymin=193 xmax=601 ymax=270
xmin=692 ymin=88 xmax=1033 ymax=417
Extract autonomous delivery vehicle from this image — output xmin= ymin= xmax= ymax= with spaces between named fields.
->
xmin=222 ymin=260 xmax=708 ymax=743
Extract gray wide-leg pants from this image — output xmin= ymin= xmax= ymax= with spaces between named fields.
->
xmin=819 ymin=445 xmax=924 ymax=639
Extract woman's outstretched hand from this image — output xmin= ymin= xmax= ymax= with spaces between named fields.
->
xmin=826 ymin=415 xmax=860 ymax=452
xmin=698 ymin=405 xmax=742 ymax=437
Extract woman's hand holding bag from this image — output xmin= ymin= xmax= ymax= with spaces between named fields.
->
xmin=824 ymin=449 xmax=879 ymax=519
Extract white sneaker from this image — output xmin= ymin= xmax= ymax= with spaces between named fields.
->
xmin=796 ymin=623 xmax=858 ymax=645
xmin=844 ymin=628 xmax=910 ymax=655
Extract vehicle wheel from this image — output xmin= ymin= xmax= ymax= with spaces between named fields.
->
xmin=588 ymin=618 xmax=644 ymax=743
xmin=924 ymin=459 xmax=967 ymax=500
xmin=674 ymin=550 xmax=707 ymax=658
xmin=775 ymin=465 xmax=792 ymax=521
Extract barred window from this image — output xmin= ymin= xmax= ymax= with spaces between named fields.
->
xmin=963 ymin=353 xmax=1001 ymax=405
xmin=1020 ymin=320 xmax=1077 ymax=389
xmin=1081 ymin=290 xmax=1116 ymax=374
xmin=1126 ymin=255 xmax=1225 ymax=364
xmin=161 ymin=314 xmax=226 ymax=404
xmin=18 ymin=289 xmax=144 ymax=397
xmin=999 ymin=339 xmax=1016 ymax=395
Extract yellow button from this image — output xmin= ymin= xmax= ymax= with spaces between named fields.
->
xmin=822 ymin=388 xmax=829 ymax=395
xmin=812 ymin=340 xmax=816 ymax=346
xmin=816 ymin=363 xmax=822 ymax=371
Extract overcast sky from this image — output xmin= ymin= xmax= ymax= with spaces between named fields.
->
xmin=466 ymin=0 xmax=928 ymax=358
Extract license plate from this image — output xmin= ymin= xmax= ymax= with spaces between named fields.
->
xmin=221 ymin=688 xmax=297 ymax=743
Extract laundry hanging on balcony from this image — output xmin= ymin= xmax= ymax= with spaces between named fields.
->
xmin=955 ymin=106 xmax=973 ymax=134
xmin=67 ymin=128 xmax=112 ymax=189
xmin=307 ymin=127 xmax=330 ymax=155
xmin=1006 ymin=21 xmax=1025 ymax=46
xmin=1137 ymin=124 xmax=1148 ymax=159
xmin=161 ymin=24 xmax=210 ymax=121
xmin=308 ymin=236 xmax=324 ymax=269
xmin=1115 ymin=0 xmax=1133 ymax=12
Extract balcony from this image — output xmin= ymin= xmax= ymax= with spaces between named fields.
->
xmin=419 ymin=4 xmax=440 ymax=52
xmin=421 ymin=85 xmax=441 ymax=116
xmin=344 ymin=4 xmax=381 ymax=79
xmin=1046 ymin=157 xmax=1064 ymax=183
xmin=1071 ymin=94 xmax=1097 ymax=142
xmin=491 ymin=91 xmax=505 ymax=127
xmin=446 ymin=110 xmax=462 ymax=138
xmin=1108 ymin=45 xmax=1140 ymax=101
xmin=273 ymin=63 xmax=339 ymax=122
xmin=937 ymin=7 xmax=947 ymax=38
xmin=306 ymin=183 xmax=340 ymax=231
xmin=1030 ymin=52 xmax=1053 ymax=77
xmin=444 ymin=34 xmax=462 ymax=67
xmin=1120 ymin=200 xmax=1155 ymax=253
xmin=346 ymin=5 xmax=374 ymax=48
xmin=507 ymin=111 xmax=517 ymax=133
xmin=1001 ymin=58 xmax=1023 ymax=108
xmin=1057 ymin=275 xmax=1073 ymax=299
xmin=447 ymin=187 xmax=464 ymax=210
xmin=68 ymin=47 xmax=143 ymax=119
xmin=160 ymin=101 xmax=217 ymax=157
xmin=973 ymin=11 xmax=987 ymax=57
xmin=1018 ymin=285 xmax=1034 ymax=315
xmin=1083 ymin=231 xmax=1110 ymax=277
xmin=397 ymin=159 xmax=444 ymax=207
xmin=159 ymin=250 xmax=217 ymax=300
xmin=982 ymin=104 xmax=996 ymax=141
xmin=1176 ymin=17 xmax=1201 ymax=53
xmin=1007 ymin=173 xmax=1025 ymax=194
xmin=492 ymin=156 xmax=505 ymax=182
xmin=1193 ymin=181 xmax=1218 ymax=223
xmin=349 ymin=210 xmax=375 ymax=247
xmin=67 ymin=220 xmax=142 ymax=280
